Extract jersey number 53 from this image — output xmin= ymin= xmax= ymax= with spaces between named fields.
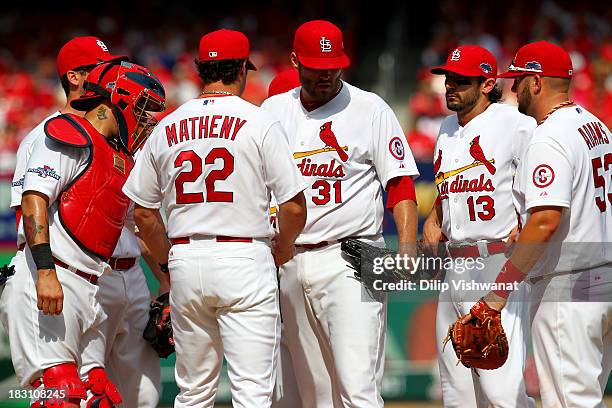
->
xmin=592 ymin=153 xmax=612 ymax=212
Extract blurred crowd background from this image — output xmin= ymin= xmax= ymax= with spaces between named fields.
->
xmin=0 ymin=0 xmax=609 ymax=176
xmin=0 ymin=1 xmax=610 ymax=402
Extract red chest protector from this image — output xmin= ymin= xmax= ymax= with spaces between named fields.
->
xmin=44 ymin=114 xmax=134 ymax=259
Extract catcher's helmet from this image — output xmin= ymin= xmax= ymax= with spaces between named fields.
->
xmin=71 ymin=61 xmax=166 ymax=154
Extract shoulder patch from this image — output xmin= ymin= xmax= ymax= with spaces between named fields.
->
xmin=389 ymin=137 xmax=405 ymax=160
xmin=44 ymin=114 xmax=92 ymax=148
xmin=532 ymin=164 xmax=555 ymax=188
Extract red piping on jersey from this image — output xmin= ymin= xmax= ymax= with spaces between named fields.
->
xmin=386 ymin=176 xmax=417 ymax=209
xmin=15 ymin=206 xmax=21 ymax=231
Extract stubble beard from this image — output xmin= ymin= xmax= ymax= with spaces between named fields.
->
xmin=446 ymin=89 xmax=479 ymax=112
xmin=517 ymin=85 xmax=531 ymax=115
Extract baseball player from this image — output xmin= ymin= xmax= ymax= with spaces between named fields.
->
xmin=262 ymin=20 xmax=419 ymax=407
xmin=265 ymin=67 xmax=310 ymax=408
xmin=122 ymin=29 xmax=307 ymax=408
xmin=422 ymin=45 xmax=536 ymax=407
xmin=0 ymin=61 xmax=165 ymax=408
xmin=480 ymin=41 xmax=612 ymax=407
xmin=77 ymin=202 xmax=167 ymax=408
xmin=268 ymin=68 xmax=300 ymax=98
xmin=7 ymin=38 xmax=163 ymax=408
xmin=10 ymin=36 xmax=125 ymax=252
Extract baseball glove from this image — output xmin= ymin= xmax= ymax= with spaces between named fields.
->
xmin=143 ymin=292 xmax=175 ymax=358
xmin=340 ymin=238 xmax=412 ymax=287
xmin=0 ymin=264 xmax=15 ymax=286
xmin=443 ymin=299 xmax=509 ymax=370
xmin=341 ymin=238 xmax=441 ymax=288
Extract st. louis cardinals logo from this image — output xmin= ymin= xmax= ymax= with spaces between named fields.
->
xmin=96 ymin=39 xmax=109 ymax=52
xmin=469 ymin=136 xmax=496 ymax=175
xmin=294 ymin=121 xmax=348 ymax=162
xmin=532 ymin=164 xmax=555 ymax=188
xmin=435 ymin=137 xmax=496 ymax=187
xmin=293 ymin=122 xmax=348 ymax=178
xmin=451 ymin=48 xmax=461 ymax=61
xmin=320 ymin=36 xmax=332 ymax=53
xmin=319 ymin=122 xmax=348 ymax=161
xmin=389 ymin=137 xmax=405 ymax=160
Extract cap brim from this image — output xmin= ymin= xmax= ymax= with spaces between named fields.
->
xmin=104 ymin=54 xmax=130 ymax=64
xmin=430 ymin=65 xmax=483 ymax=77
xmin=497 ymin=71 xmax=528 ymax=78
xmin=70 ymin=93 xmax=104 ymax=111
xmin=297 ymin=54 xmax=350 ymax=70
xmin=246 ymin=59 xmax=257 ymax=71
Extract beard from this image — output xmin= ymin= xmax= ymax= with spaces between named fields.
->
xmin=301 ymin=76 xmax=341 ymax=103
xmin=446 ymin=88 xmax=480 ymax=112
xmin=517 ymin=84 xmax=531 ymax=115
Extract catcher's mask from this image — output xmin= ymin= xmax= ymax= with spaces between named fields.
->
xmin=71 ymin=61 xmax=166 ymax=154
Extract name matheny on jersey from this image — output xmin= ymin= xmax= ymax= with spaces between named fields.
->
xmin=165 ymin=115 xmax=248 ymax=147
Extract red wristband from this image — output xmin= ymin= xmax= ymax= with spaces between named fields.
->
xmin=492 ymin=259 xmax=526 ymax=299
xmin=386 ymin=176 xmax=416 ymax=209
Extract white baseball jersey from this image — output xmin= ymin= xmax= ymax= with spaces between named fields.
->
xmin=122 ymin=95 xmax=307 ymax=238
xmin=23 ymin=136 xmax=108 ymax=276
xmin=261 ymin=81 xmax=419 ymax=244
xmin=434 ymin=103 xmax=536 ymax=242
xmin=11 ymin=112 xmax=60 ymax=245
xmin=514 ymin=105 xmax=612 ymax=275
xmin=111 ymin=205 xmax=141 ymax=259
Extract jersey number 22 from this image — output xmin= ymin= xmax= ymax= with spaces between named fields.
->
xmin=174 ymin=149 xmax=234 ymax=204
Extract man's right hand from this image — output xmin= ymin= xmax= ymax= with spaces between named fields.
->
xmin=36 ymin=269 xmax=64 ymax=315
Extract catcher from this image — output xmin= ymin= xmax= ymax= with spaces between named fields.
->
xmin=70 ymin=60 xmax=171 ymax=408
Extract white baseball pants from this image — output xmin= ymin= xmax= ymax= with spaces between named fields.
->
xmin=0 ymin=248 xmax=105 ymax=387
xmin=168 ymin=239 xmax=280 ymax=408
xmin=278 ymin=240 xmax=386 ymax=408
xmin=436 ymin=251 xmax=535 ymax=408
xmin=530 ymin=264 xmax=612 ymax=408
xmin=80 ymin=263 xmax=160 ymax=407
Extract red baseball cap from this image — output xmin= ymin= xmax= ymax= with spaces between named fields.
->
xmin=198 ymin=29 xmax=256 ymax=70
xmin=268 ymin=68 xmax=300 ymax=97
xmin=293 ymin=20 xmax=350 ymax=69
xmin=57 ymin=36 xmax=126 ymax=78
xmin=431 ymin=45 xmax=497 ymax=79
xmin=498 ymin=41 xmax=573 ymax=79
